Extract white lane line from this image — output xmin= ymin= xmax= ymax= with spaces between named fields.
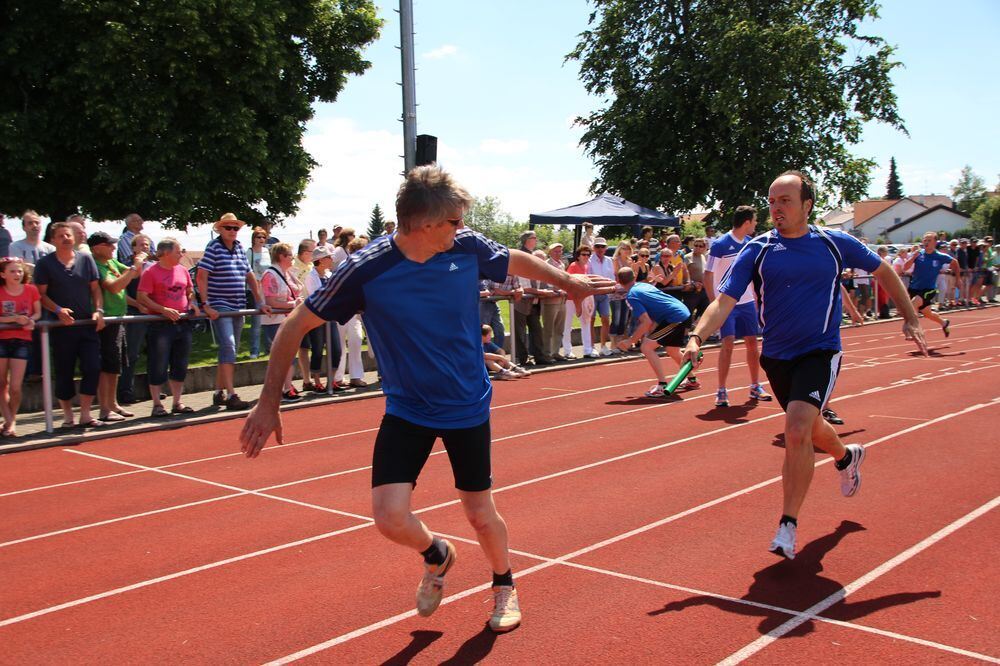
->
xmin=561 ymin=561 xmax=1000 ymax=664
xmin=717 ymin=495 xmax=1000 ymax=665
xmin=868 ymin=414 xmax=928 ymax=422
xmin=264 ymin=397 xmax=1000 ymax=663
xmin=4 ymin=393 xmax=995 ymax=638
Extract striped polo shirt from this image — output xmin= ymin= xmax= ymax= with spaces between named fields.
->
xmin=199 ymin=237 xmax=251 ymax=310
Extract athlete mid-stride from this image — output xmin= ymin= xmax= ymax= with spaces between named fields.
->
xmin=681 ymin=171 xmax=927 ymax=560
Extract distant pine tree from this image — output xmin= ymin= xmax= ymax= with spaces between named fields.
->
xmin=885 ymin=157 xmax=904 ymax=199
xmin=367 ymin=204 xmax=386 ymax=237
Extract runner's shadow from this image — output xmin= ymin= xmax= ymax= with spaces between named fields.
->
xmin=770 ymin=430 xmax=866 ymax=451
xmin=647 ymin=520 xmax=940 ymax=637
xmin=607 ymin=394 xmax=683 ymax=406
xmin=380 ymin=630 xmax=443 ymax=665
xmin=439 ymin=625 xmax=499 ymax=665
xmin=696 ymin=400 xmax=756 ymax=424
xmin=912 ymin=347 xmax=962 ymax=358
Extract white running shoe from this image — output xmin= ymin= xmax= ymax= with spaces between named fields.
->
xmin=588 ymin=350 xmax=600 ymax=358
xmin=563 ymin=352 xmax=577 ymax=360
xmin=600 ymin=347 xmax=613 ymax=357
xmin=416 ymin=540 xmax=456 ymax=617
xmin=511 ymin=364 xmax=532 ymax=377
xmin=488 ymin=585 xmax=522 ymax=633
xmin=645 ymin=383 xmax=667 ymax=398
xmin=838 ymin=444 xmax=866 ymax=497
xmin=494 ymin=369 xmax=519 ymax=381
xmin=749 ymin=384 xmax=773 ymax=401
xmin=769 ymin=522 xmax=797 ymax=560
xmin=715 ymin=388 xmax=729 ymax=407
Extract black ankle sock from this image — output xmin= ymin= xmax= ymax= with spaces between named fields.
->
xmin=421 ymin=538 xmax=446 ymax=566
xmin=492 ymin=569 xmax=514 ymax=588
xmin=780 ymin=514 xmax=797 ymax=527
xmin=834 ymin=448 xmax=853 ymax=471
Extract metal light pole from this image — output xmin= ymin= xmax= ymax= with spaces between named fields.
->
xmin=398 ymin=0 xmax=417 ymax=174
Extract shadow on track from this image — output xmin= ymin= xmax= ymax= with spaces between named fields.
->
xmin=647 ymin=520 xmax=941 ymax=637
xmin=770 ymin=429 xmax=866 ymax=452
xmin=695 ymin=400 xmax=758 ymax=424
xmin=439 ymin=625 xmax=499 ymax=665
xmin=381 ymin=630 xmax=444 ymax=665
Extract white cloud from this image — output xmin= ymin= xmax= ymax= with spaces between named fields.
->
xmin=422 ymin=44 xmax=458 ymax=60
xmin=479 ymin=138 xmax=531 ymax=155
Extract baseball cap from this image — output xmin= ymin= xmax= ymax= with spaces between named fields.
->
xmin=87 ymin=231 xmax=118 ymax=247
xmin=312 ymin=246 xmax=332 ymax=261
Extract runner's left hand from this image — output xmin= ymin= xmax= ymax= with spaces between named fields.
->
xmin=903 ymin=318 xmax=928 ymax=356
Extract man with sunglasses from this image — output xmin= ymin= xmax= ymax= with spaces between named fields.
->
xmin=240 ymin=165 xmax=614 ymax=633
xmin=704 ymin=206 xmax=772 ymax=407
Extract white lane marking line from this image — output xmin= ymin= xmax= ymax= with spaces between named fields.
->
xmin=5 ymin=393 xmax=996 ymax=638
xmin=868 ymin=414 xmax=928 ymax=422
xmin=562 ymin=561 xmax=1000 ymax=664
xmin=538 ymin=387 xmax=579 ymax=393
xmin=717 ymin=495 xmax=1000 ymax=666
xmin=63 ymin=450 xmax=372 ymax=523
xmin=265 ymin=397 xmax=1000 ymax=663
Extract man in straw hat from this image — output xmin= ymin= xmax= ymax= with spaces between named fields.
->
xmin=239 ymin=165 xmax=614 ymax=633
xmin=196 ymin=213 xmax=271 ymax=410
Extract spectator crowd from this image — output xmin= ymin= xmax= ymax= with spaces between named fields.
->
xmin=0 ymin=207 xmax=995 ymax=438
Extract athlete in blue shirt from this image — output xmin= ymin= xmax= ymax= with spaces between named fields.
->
xmin=614 ymin=268 xmax=692 ymax=397
xmin=239 ymin=165 xmax=614 ymax=632
xmin=903 ymin=231 xmax=958 ymax=338
xmin=681 ymin=171 xmax=926 ymax=560
xmin=704 ymin=205 xmax=772 ymax=407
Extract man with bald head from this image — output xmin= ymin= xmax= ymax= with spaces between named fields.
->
xmin=682 ymin=170 xmax=926 ymax=560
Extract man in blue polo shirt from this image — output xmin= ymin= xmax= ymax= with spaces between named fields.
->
xmin=682 ymin=171 xmax=926 ymax=561
xmin=614 ymin=267 xmax=691 ymax=396
xmin=902 ymin=231 xmax=958 ymax=338
xmin=704 ymin=205 xmax=772 ymax=407
xmin=239 ymin=165 xmax=614 ymax=633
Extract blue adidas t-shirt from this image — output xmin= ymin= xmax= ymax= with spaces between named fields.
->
xmin=720 ymin=227 xmax=881 ymax=360
xmin=306 ymin=229 xmax=510 ymax=428
xmin=908 ymin=250 xmax=953 ymax=291
xmin=626 ymin=282 xmax=690 ymax=324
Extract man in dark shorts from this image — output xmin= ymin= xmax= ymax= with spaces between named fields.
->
xmin=239 ymin=165 xmax=614 ymax=632
xmin=903 ymin=231 xmax=959 ymax=338
xmin=681 ymin=171 xmax=926 ymax=560
xmin=614 ymin=267 xmax=693 ymax=397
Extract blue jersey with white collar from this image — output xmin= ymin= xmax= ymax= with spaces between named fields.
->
xmin=720 ymin=227 xmax=881 ymax=359
xmin=908 ymin=250 xmax=953 ymax=290
xmin=306 ymin=229 xmax=510 ymax=428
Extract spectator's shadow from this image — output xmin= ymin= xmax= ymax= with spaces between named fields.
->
xmin=647 ymin=520 xmax=940 ymax=637
xmin=380 ymin=630 xmax=443 ymax=665
xmin=695 ymin=400 xmax=757 ymax=424
xmin=770 ymin=429 xmax=865 ymax=451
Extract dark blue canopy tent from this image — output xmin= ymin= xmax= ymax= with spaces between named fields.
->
xmin=529 ymin=192 xmax=679 ymax=229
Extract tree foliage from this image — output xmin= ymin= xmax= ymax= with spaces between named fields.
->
xmin=367 ymin=203 xmax=386 ymax=237
xmin=0 ymin=0 xmax=381 ymax=227
xmin=464 ymin=195 xmax=574 ymax=250
xmin=971 ymin=197 xmax=1000 ymax=237
xmin=568 ymin=0 xmax=905 ymax=217
xmin=951 ymin=166 xmax=987 ymax=215
xmin=885 ymin=156 xmax=903 ymax=199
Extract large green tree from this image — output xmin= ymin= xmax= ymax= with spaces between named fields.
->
xmin=0 ymin=0 xmax=381 ymax=227
xmin=568 ymin=0 xmax=905 ymax=216
xmin=951 ymin=165 xmax=987 ymax=215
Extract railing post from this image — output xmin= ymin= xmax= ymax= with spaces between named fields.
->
xmin=325 ymin=323 xmax=334 ymax=395
xmin=41 ymin=324 xmax=53 ymax=433
xmin=507 ymin=296 xmax=516 ymax=362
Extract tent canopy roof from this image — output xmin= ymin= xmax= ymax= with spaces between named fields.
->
xmin=529 ymin=192 xmax=678 ymax=227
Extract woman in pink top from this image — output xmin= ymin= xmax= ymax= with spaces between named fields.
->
xmin=562 ymin=245 xmax=596 ymax=357
xmin=0 ymin=257 xmax=41 ymax=436
xmin=260 ymin=243 xmax=304 ymax=402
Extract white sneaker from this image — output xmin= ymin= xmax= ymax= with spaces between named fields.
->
xmin=416 ymin=540 xmax=456 ymax=617
xmin=511 ymin=364 xmax=532 ymax=377
xmin=644 ymin=383 xmax=667 ymax=398
xmin=715 ymin=388 xmax=729 ymax=407
xmin=563 ymin=352 xmax=577 ymax=360
xmin=769 ymin=522 xmax=797 ymax=560
xmin=494 ymin=369 xmax=518 ymax=381
xmin=599 ymin=347 xmax=613 ymax=357
xmin=838 ymin=444 xmax=866 ymax=497
xmin=587 ymin=350 xmax=600 ymax=358
xmin=488 ymin=585 xmax=521 ymax=633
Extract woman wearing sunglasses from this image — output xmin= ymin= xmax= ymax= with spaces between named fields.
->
xmin=562 ymin=245 xmax=596 ymax=358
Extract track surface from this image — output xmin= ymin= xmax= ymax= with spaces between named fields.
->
xmin=2 ymin=309 xmax=998 ymax=664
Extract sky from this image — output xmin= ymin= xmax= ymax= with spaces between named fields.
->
xmin=9 ymin=0 xmax=999 ymax=246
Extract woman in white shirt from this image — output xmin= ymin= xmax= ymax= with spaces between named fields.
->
xmin=336 ymin=236 xmax=368 ymax=388
xmin=562 ymin=245 xmax=596 ymax=358
xmin=301 ymin=246 xmax=342 ymax=392
xmin=259 ymin=243 xmax=303 ymax=402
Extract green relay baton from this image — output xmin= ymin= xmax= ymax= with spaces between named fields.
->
xmin=664 ymin=352 xmax=703 ymax=395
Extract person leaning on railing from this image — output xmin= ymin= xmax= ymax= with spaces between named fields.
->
xmin=32 ymin=222 xmax=106 ymax=428
xmin=0 ymin=257 xmax=41 ymax=437
xmin=136 ymin=238 xmax=201 ymax=417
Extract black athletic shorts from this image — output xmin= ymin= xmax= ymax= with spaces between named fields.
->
xmin=371 ymin=413 xmax=493 ymax=492
xmin=648 ymin=317 xmax=690 ymax=348
xmin=760 ymin=349 xmax=843 ymax=412
xmin=908 ymin=287 xmax=938 ymax=309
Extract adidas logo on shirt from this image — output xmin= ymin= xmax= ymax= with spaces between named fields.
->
xmin=448 ymin=262 xmax=459 ymax=272
xmin=772 ymin=243 xmax=787 ymax=252
xmin=809 ymin=390 xmax=821 ymax=401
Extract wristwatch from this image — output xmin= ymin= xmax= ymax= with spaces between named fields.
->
xmin=95 ymin=308 xmax=105 ymax=314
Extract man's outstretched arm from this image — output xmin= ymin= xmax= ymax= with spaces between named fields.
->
xmin=506 ymin=249 xmax=615 ymax=301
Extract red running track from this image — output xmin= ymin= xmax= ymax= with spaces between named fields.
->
xmin=1 ymin=309 xmax=998 ymax=664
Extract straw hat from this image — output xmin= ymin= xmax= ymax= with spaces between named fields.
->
xmin=214 ymin=212 xmax=246 ymax=231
